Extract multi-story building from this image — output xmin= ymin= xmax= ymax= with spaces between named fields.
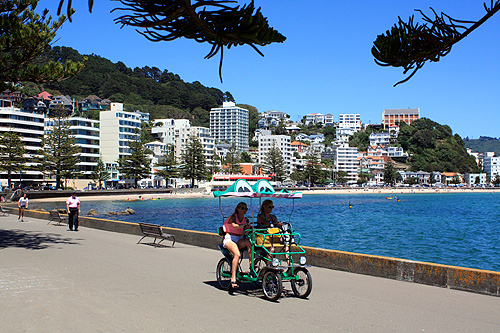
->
xmin=338 ymin=114 xmax=362 ymax=131
xmin=369 ymin=132 xmax=390 ymax=146
xmin=324 ymin=114 xmax=335 ymax=126
xmin=210 ymin=101 xmax=249 ymax=152
xmin=336 ymin=127 xmax=356 ymax=143
xmin=258 ymin=134 xmax=292 ymax=175
xmin=464 ymin=173 xmax=487 ymax=186
xmin=67 ymin=117 xmax=100 ymax=176
xmin=152 ymin=119 xmax=191 ymax=146
xmin=335 ymin=144 xmax=358 ymax=184
xmin=175 ymin=126 xmax=214 ymax=168
xmin=382 ymin=108 xmax=420 ymax=129
xmin=304 ymin=113 xmax=325 ymax=125
xmin=44 ymin=116 xmax=100 ymax=177
xmin=0 ymin=100 xmax=45 ymax=185
xmin=99 ymin=103 xmax=142 ymax=185
xmin=483 ymin=152 xmax=500 ymax=182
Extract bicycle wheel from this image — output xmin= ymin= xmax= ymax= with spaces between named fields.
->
xmin=216 ymin=258 xmax=232 ymax=290
xmin=290 ymin=267 xmax=312 ymax=298
xmin=262 ymin=270 xmax=282 ymax=301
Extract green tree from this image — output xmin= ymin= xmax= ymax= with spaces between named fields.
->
xmin=290 ymin=170 xmax=305 ymax=184
xmin=37 ymin=111 xmax=80 ymax=189
xmin=262 ymin=142 xmax=288 ymax=182
xmin=0 ymin=131 xmax=26 ymax=187
xmin=154 ymin=145 xmax=179 ymax=185
xmin=383 ymin=160 xmax=399 ymax=185
xmin=224 ymin=143 xmax=242 ymax=173
xmin=357 ymin=172 xmax=373 ymax=185
xmin=57 ymin=0 xmax=285 ymax=82
xmin=373 ymin=2 xmax=500 ymax=86
xmin=336 ymin=171 xmax=348 ymax=185
xmin=0 ymin=0 xmax=85 ymax=90
xmin=304 ymin=153 xmax=322 ymax=185
xmin=492 ymin=175 xmax=500 ymax=186
xmin=180 ymin=135 xmax=206 ymax=187
xmin=117 ymin=138 xmax=151 ymax=187
xmin=90 ymin=157 xmax=110 ymax=189
xmin=241 ymin=151 xmax=253 ymax=163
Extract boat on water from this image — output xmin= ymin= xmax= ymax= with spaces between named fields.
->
xmin=385 ymin=196 xmax=397 ymax=200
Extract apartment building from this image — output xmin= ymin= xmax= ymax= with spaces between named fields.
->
xmin=99 ymin=103 xmax=142 ymax=184
xmin=369 ymin=132 xmax=390 ymax=146
xmin=304 ymin=113 xmax=324 ymax=125
xmin=338 ymin=114 xmax=362 ymax=131
xmin=483 ymin=152 xmax=500 ymax=181
xmin=0 ymin=100 xmax=45 ymax=184
xmin=335 ymin=144 xmax=358 ymax=184
xmin=210 ymin=101 xmax=249 ymax=152
xmin=175 ymin=126 xmax=214 ymax=167
xmin=258 ymin=134 xmax=293 ymax=175
xmin=152 ymin=118 xmax=191 ymax=146
xmin=382 ymin=108 xmax=420 ymax=129
xmin=44 ymin=116 xmax=100 ymax=177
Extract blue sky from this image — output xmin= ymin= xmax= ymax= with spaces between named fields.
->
xmin=41 ymin=0 xmax=499 ymax=139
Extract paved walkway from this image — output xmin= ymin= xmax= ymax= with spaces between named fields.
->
xmin=1 ymin=214 xmax=500 ymax=332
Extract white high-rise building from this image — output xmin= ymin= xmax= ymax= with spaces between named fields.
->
xmin=0 ymin=100 xmax=45 ymax=185
xmin=258 ymin=134 xmax=292 ymax=175
xmin=152 ymin=119 xmax=191 ymax=146
xmin=175 ymin=126 xmax=214 ymax=167
xmin=335 ymin=144 xmax=358 ymax=184
xmin=210 ymin=101 xmax=249 ymax=152
xmin=99 ymin=103 xmax=142 ymax=184
xmin=483 ymin=152 xmax=500 ymax=182
xmin=338 ymin=114 xmax=362 ymax=131
xmin=45 ymin=116 xmax=100 ymax=177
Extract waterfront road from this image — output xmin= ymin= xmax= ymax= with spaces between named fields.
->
xmin=1 ymin=215 xmax=500 ymax=332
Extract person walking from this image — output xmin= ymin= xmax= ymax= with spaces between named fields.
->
xmin=66 ymin=191 xmax=81 ymax=231
xmin=18 ymin=193 xmax=28 ymax=222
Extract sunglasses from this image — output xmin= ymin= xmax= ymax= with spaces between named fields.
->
xmin=267 ymin=206 xmax=274 ymax=208
xmin=240 ymin=207 xmax=248 ymax=210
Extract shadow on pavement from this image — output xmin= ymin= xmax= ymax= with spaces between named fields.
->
xmin=0 ymin=229 xmax=80 ymax=250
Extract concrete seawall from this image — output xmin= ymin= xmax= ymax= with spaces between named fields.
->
xmin=19 ymin=208 xmax=500 ymax=297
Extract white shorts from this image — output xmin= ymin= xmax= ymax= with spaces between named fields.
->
xmin=223 ymin=234 xmax=242 ymax=248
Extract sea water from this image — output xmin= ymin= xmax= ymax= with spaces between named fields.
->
xmin=37 ymin=192 xmax=500 ymax=272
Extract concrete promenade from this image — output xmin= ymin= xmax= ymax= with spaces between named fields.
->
xmin=1 ymin=215 xmax=500 ymax=332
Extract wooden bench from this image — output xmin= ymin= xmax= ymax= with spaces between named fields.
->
xmin=137 ymin=222 xmax=175 ymax=248
xmin=48 ymin=210 xmax=68 ymax=226
xmin=0 ymin=205 xmax=9 ymax=216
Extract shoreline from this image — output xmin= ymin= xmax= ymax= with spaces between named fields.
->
xmin=29 ymin=187 xmax=500 ymax=202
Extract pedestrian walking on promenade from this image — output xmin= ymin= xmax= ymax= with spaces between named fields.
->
xmin=66 ymin=191 xmax=81 ymax=231
xmin=18 ymin=193 xmax=28 ymax=222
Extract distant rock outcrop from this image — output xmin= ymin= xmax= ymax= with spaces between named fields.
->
xmin=30 ymin=206 xmax=46 ymax=212
xmin=86 ymin=209 xmax=99 ymax=216
xmin=105 ymin=211 xmax=116 ymax=215
xmin=116 ymin=208 xmax=135 ymax=215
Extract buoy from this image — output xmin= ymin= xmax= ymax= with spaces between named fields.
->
xmin=349 ymin=201 xmax=352 ymax=209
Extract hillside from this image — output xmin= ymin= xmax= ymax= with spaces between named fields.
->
xmin=40 ymin=46 xmax=234 ymax=127
xmin=350 ymin=118 xmax=480 ymax=173
xmin=464 ymin=136 xmax=500 ymax=155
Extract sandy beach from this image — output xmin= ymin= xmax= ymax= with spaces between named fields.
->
xmin=29 ymin=186 xmax=499 ymax=203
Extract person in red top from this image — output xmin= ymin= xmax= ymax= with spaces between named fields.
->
xmin=66 ymin=191 xmax=81 ymax=231
xmin=222 ymin=202 xmax=252 ymax=288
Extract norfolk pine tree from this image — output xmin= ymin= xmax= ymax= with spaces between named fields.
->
xmin=117 ymin=137 xmax=151 ymax=188
xmin=262 ymin=141 xmax=288 ymax=182
xmin=224 ymin=143 xmax=242 ymax=173
xmin=154 ymin=145 xmax=179 ymax=186
xmin=0 ymin=0 xmax=85 ymax=90
xmin=0 ymin=131 xmax=26 ymax=187
xmin=37 ymin=109 xmax=80 ymax=189
xmin=180 ymin=135 xmax=206 ymax=188
xmin=90 ymin=157 xmax=110 ymax=189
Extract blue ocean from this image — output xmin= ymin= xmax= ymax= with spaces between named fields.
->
xmin=37 ymin=192 xmax=500 ymax=272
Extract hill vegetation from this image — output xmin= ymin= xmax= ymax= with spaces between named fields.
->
xmin=464 ymin=136 xmax=500 ymax=156
xmin=39 ymin=46 xmax=234 ymax=127
xmin=350 ymin=118 xmax=480 ymax=173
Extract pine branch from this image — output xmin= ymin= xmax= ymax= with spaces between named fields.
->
xmin=372 ymin=1 xmax=500 ymax=86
